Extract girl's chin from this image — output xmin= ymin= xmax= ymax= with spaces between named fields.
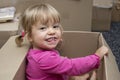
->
xmin=33 ymin=45 xmax=57 ymax=50
xmin=38 ymin=44 xmax=57 ymax=50
xmin=46 ymin=45 xmax=57 ymax=50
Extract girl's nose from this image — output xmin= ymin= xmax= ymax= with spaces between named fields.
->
xmin=48 ymin=27 xmax=55 ymax=35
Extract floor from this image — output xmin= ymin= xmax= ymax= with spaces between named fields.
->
xmin=102 ymin=22 xmax=120 ymax=71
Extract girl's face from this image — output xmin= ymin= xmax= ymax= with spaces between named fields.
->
xmin=29 ymin=22 xmax=62 ymax=50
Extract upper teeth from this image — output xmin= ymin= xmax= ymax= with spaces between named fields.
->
xmin=47 ymin=37 xmax=55 ymax=42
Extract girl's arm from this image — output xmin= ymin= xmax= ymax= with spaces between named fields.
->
xmin=34 ymin=50 xmax=100 ymax=76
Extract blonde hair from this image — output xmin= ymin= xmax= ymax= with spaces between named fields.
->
xmin=15 ymin=3 xmax=61 ymax=47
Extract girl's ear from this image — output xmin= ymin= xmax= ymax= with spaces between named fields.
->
xmin=27 ymin=34 xmax=33 ymax=42
xmin=15 ymin=36 xmax=23 ymax=47
xmin=60 ymin=38 xmax=63 ymax=42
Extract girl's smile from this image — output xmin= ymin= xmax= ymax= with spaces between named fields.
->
xmin=45 ymin=36 xmax=58 ymax=45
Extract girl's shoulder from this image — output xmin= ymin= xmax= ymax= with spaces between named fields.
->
xmin=27 ymin=49 xmax=59 ymax=62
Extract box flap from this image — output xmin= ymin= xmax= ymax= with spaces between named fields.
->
xmin=0 ymin=36 xmax=29 ymax=80
xmin=60 ymin=31 xmax=100 ymax=57
xmin=99 ymin=34 xmax=120 ymax=80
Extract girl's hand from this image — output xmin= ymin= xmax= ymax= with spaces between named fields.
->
xmin=76 ymin=73 xmax=89 ymax=80
xmin=69 ymin=71 xmax=97 ymax=80
xmin=90 ymin=71 xmax=97 ymax=80
xmin=70 ymin=73 xmax=89 ymax=80
xmin=95 ymin=46 xmax=108 ymax=60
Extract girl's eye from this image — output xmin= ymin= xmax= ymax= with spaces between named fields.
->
xmin=53 ymin=25 xmax=59 ymax=29
xmin=39 ymin=27 xmax=47 ymax=30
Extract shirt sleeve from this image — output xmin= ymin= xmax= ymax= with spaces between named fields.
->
xmin=33 ymin=50 xmax=100 ymax=76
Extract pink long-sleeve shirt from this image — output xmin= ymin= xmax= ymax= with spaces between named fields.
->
xmin=26 ymin=49 xmax=100 ymax=80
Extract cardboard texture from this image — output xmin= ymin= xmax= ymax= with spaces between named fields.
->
xmin=111 ymin=3 xmax=120 ymax=22
xmin=0 ymin=36 xmax=29 ymax=80
xmin=0 ymin=0 xmax=93 ymax=31
xmin=0 ymin=31 xmax=120 ymax=80
xmin=92 ymin=0 xmax=113 ymax=31
xmin=0 ymin=21 xmax=18 ymax=48
xmin=92 ymin=7 xmax=112 ymax=31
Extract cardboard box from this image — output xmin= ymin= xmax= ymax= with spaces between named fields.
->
xmin=0 ymin=31 xmax=120 ymax=80
xmin=0 ymin=21 xmax=18 ymax=48
xmin=0 ymin=0 xmax=93 ymax=31
xmin=111 ymin=3 xmax=120 ymax=22
xmin=92 ymin=0 xmax=113 ymax=31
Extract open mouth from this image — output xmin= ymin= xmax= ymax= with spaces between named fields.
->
xmin=45 ymin=37 xmax=58 ymax=43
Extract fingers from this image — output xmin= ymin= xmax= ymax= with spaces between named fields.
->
xmin=90 ymin=71 xmax=97 ymax=80
xmin=80 ymin=73 xmax=89 ymax=80
xmin=95 ymin=46 xmax=108 ymax=60
xmin=71 ymin=73 xmax=90 ymax=80
xmin=101 ymin=46 xmax=109 ymax=54
xmin=69 ymin=71 xmax=97 ymax=80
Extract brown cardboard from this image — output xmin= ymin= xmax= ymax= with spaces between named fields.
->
xmin=0 ymin=21 xmax=18 ymax=48
xmin=98 ymin=33 xmax=120 ymax=80
xmin=0 ymin=31 xmax=120 ymax=80
xmin=0 ymin=0 xmax=93 ymax=31
xmin=92 ymin=0 xmax=113 ymax=31
xmin=92 ymin=7 xmax=112 ymax=31
xmin=0 ymin=36 xmax=29 ymax=80
xmin=111 ymin=3 xmax=120 ymax=22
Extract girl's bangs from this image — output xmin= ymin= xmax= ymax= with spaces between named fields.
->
xmin=35 ymin=9 xmax=60 ymax=25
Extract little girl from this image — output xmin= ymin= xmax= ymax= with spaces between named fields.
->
xmin=15 ymin=3 xmax=108 ymax=80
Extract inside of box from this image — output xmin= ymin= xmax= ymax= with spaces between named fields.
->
xmin=0 ymin=31 xmax=105 ymax=80
xmin=58 ymin=31 xmax=105 ymax=80
xmin=14 ymin=31 xmax=105 ymax=80
xmin=59 ymin=31 xmax=99 ymax=57
xmin=13 ymin=31 xmax=104 ymax=80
